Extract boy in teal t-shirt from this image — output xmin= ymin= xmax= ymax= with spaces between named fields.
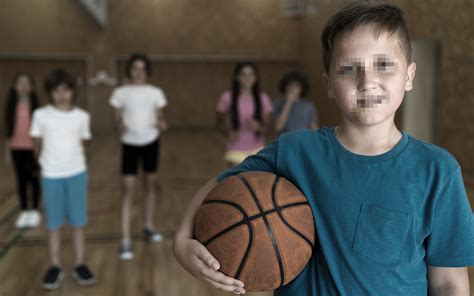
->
xmin=173 ymin=1 xmax=473 ymax=295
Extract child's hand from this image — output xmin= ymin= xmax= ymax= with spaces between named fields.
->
xmin=4 ymin=149 xmax=11 ymax=168
xmin=229 ymin=131 xmax=238 ymax=142
xmin=173 ymin=237 xmax=246 ymax=295
xmin=249 ymin=120 xmax=262 ymax=132
xmin=158 ymin=119 xmax=169 ymax=133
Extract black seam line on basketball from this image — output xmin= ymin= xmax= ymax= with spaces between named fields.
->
xmin=238 ymin=175 xmax=285 ymax=288
xmin=202 ymin=200 xmax=309 ymax=246
xmin=199 ymin=199 xmax=253 ymax=279
xmin=271 ymin=177 xmax=315 ymax=249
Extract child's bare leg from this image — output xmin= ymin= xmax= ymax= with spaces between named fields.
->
xmin=48 ymin=229 xmax=61 ymax=266
xmin=144 ymin=173 xmax=158 ymax=229
xmin=72 ymin=227 xmax=84 ymax=265
xmin=121 ymin=176 xmax=136 ymax=242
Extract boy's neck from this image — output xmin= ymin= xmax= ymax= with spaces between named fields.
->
xmin=53 ymin=104 xmax=74 ymax=112
xmin=131 ymin=80 xmax=146 ymax=85
xmin=335 ymin=119 xmax=402 ymax=156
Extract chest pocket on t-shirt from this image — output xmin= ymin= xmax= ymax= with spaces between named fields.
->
xmin=352 ymin=203 xmax=411 ymax=263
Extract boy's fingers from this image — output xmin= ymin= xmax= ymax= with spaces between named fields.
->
xmin=196 ymin=245 xmax=220 ymax=270
xmin=202 ymin=277 xmax=246 ymax=294
xmin=200 ymin=267 xmax=245 ymax=288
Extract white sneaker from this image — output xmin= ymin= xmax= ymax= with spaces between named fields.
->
xmin=118 ymin=242 xmax=134 ymax=261
xmin=15 ymin=211 xmax=29 ymax=229
xmin=144 ymin=228 xmax=164 ymax=243
xmin=27 ymin=210 xmax=41 ymax=228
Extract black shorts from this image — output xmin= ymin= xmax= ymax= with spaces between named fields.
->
xmin=121 ymin=138 xmax=160 ymax=175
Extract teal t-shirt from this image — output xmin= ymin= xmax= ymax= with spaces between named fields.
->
xmin=217 ymin=127 xmax=474 ymax=295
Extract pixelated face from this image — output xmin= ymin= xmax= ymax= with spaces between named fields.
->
xmin=130 ymin=59 xmax=147 ymax=83
xmin=238 ymin=66 xmax=257 ymax=90
xmin=15 ymin=75 xmax=32 ymax=97
xmin=323 ymin=24 xmax=416 ymax=127
xmin=51 ymin=84 xmax=73 ymax=107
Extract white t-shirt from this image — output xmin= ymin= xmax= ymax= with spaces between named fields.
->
xmin=109 ymin=84 xmax=167 ymax=146
xmin=30 ymin=105 xmax=92 ymax=178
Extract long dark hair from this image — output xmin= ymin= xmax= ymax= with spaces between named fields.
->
xmin=4 ymin=73 xmax=39 ymax=139
xmin=230 ymin=62 xmax=262 ymax=133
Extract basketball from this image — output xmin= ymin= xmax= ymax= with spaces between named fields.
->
xmin=194 ymin=171 xmax=315 ymax=292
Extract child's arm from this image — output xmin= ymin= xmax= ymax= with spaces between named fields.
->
xmin=274 ymin=99 xmax=295 ymax=132
xmin=428 ymin=266 xmax=470 ymax=295
xmin=113 ymin=109 xmax=124 ymax=137
xmin=173 ymin=177 xmax=246 ymax=295
xmin=156 ymin=109 xmax=168 ymax=132
xmin=3 ymin=140 xmax=11 ymax=167
xmin=309 ymin=120 xmax=319 ymax=130
xmin=32 ymin=137 xmax=41 ymax=159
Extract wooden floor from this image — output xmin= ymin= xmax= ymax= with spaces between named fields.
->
xmin=0 ymin=130 xmax=472 ymax=295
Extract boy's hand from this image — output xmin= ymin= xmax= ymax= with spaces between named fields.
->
xmin=173 ymin=237 xmax=246 ymax=295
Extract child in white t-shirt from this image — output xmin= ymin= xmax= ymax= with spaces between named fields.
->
xmin=109 ymin=53 xmax=168 ymax=261
xmin=30 ymin=69 xmax=96 ymax=290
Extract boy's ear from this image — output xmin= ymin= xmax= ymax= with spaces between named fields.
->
xmin=322 ymin=73 xmax=335 ymax=99
xmin=405 ymin=62 xmax=416 ymax=91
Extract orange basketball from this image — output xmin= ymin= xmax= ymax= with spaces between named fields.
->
xmin=194 ymin=171 xmax=315 ymax=292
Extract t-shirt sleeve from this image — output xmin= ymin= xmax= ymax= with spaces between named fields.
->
xmin=216 ymin=91 xmax=231 ymax=113
xmin=81 ymin=113 xmax=92 ymax=140
xmin=425 ymin=166 xmax=474 ymax=267
xmin=154 ymin=89 xmax=168 ymax=109
xmin=109 ymin=88 xmax=123 ymax=109
xmin=217 ymin=140 xmax=279 ymax=182
xmin=29 ymin=111 xmax=42 ymax=138
xmin=261 ymin=93 xmax=273 ymax=115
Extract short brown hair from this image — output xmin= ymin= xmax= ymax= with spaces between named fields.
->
xmin=321 ymin=1 xmax=412 ymax=73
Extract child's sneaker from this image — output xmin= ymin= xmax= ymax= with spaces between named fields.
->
xmin=143 ymin=227 xmax=164 ymax=242
xmin=41 ymin=266 xmax=64 ymax=290
xmin=15 ymin=211 xmax=29 ymax=229
xmin=72 ymin=264 xmax=97 ymax=286
xmin=118 ymin=241 xmax=134 ymax=261
xmin=26 ymin=210 xmax=41 ymax=228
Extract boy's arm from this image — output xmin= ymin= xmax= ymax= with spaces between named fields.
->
xmin=428 ymin=266 xmax=470 ymax=295
xmin=309 ymin=120 xmax=319 ymax=129
xmin=274 ymin=100 xmax=294 ymax=132
xmin=32 ymin=137 xmax=41 ymax=159
xmin=173 ymin=177 xmax=246 ymax=295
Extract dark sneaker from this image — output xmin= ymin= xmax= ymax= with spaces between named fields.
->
xmin=41 ymin=266 xmax=64 ymax=290
xmin=118 ymin=242 xmax=134 ymax=261
xmin=72 ymin=264 xmax=96 ymax=286
xmin=143 ymin=227 xmax=164 ymax=242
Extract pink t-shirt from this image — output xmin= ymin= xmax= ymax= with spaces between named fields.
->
xmin=9 ymin=101 xmax=33 ymax=149
xmin=217 ymin=91 xmax=273 ymax=151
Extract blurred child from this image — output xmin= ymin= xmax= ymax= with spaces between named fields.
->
xmin=31 ymin=69 xmax=96 ymax=289
xmin=217 ymin=62 xmax=273 ymax=167
xmin=274 ymin=71 xmax=319 ymax=135
xmin=109 ymin=53 xmax=168 ymax=261
xmin=4 ymin=73 xmax=41 ymax=228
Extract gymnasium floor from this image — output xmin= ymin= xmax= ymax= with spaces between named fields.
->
xmin=0 ymin=130 xmax=472 ymax=295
